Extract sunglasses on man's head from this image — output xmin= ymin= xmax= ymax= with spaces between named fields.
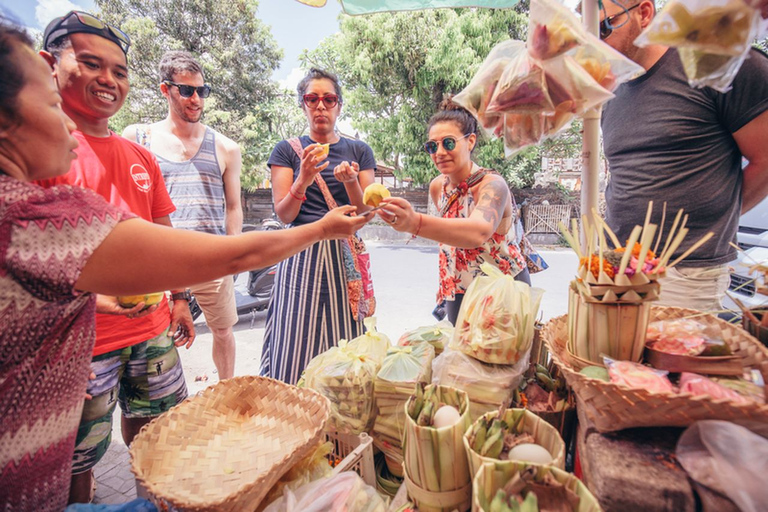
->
xmin=424 ymin=133 xmax=471 ymax=155
xmin=164 ymin=81 xmax=212 ymax=98
xmin=599 ymin=3 xmax=640 ymax=39
xmin=302 ymin=94 xmax=339 ymax=109
xmin=46 ymin=11 xmax=131 ymax=53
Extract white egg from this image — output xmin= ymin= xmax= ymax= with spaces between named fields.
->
xmin=506 ymin=443 xmax=553 ymax=464
xmin=432 ymin=405 xmax=461 ymax=428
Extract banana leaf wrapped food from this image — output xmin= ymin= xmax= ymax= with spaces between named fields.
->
xmin=464 ymin=408 xmax=566 ymax=479
xmin=301 ymin=339 xmax=379 ymax=435
xmin=451 ymin=263 xmax=544 ymax=365
xmin=473 ymin=463 xmax=602 ymax=512
xmin=403 ymin=384 xmax=473 ymax=512
xmin=398 ymin=322 xmax=453 ymax=356
xmin=372 ymin=343 xmax=435 ymax=470
xmin=432 ymin=349 xmax=529 ymax=421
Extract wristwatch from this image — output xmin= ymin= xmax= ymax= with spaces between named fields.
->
xmin=171 ymin=289 xmax=192 ymax=302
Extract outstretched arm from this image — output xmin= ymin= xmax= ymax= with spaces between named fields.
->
xmin=75 ymin=206 xmax=368 ymax=296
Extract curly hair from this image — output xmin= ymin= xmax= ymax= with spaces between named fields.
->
xmin=296 ymin=67 xmax=343 ymax=107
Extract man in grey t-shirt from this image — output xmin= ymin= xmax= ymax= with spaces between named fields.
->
xmin=599 ymin=0 xmax=768 ymax=311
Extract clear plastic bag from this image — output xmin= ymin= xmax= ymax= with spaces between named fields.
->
xmin=487 ymin=45 xmax=554 ymax=115
xmin=397 ymin=321 xmax=453 ymax=355
xmin=603 ymin=356 xmax=676 ymax=393
xmin=678 ymin=372 xmax=751 ymax=403
xmin=450 ymin=263 xmax=544 ymax=364
xmin=676 ymin=420 xmax=768 ymax=512
xmin=301 ymin=340 xmax=379 ymax=435
xmin=262 ymin=472 xmax=386 ymax=512
xmin=527 ymin=0 xmax=588 ymax=60
xmin=569 ymin=33 xmax=646 ymax=92
xmin=347 ymin=317 xmax=391 ymax=366
xmin=432 ymin=348 xmax=529 ymax=414
xmin=453 ymin=39 xmax=524 ymax=137
xmin=635 ymin=0 xmax=766 ymax=91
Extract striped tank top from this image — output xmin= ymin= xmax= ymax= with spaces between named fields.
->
xmin=138 ymin=127 xmax=225 ymax=235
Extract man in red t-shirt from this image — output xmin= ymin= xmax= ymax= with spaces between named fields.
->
xmin=39 ymin=11 xmax=194 ymax=503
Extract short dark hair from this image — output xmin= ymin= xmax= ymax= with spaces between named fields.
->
xmin=0 ymin=18 xmax=34 ymax=130
xmin=158 ymin=50 xmax=204 ymax=83
xmin=428 ymin=98 xmax=479 ymax=139
xmin=46 ymin=34 xmax=72 ymax=62
xmin=296 ymin=68 xmax=343 ymax=107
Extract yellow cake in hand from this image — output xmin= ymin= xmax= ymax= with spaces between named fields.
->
xmin=363 ymin=183 xmax=391 ymax=207
xmin=117 ymin=292 xmax=165 ymax=309
xmin=317 ymin=143 xmax=330 ymax=159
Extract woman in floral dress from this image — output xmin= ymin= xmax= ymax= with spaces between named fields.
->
xmin=378 ymin=102 xmax=530 ymax=324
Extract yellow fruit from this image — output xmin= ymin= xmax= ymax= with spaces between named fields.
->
xmin=317 ymin=143 xmax=330 ymax=159
xmin=363 ymin=183 xmax=391 ymax=207
xmin=117 ymin=293 xmax=165 ymax=309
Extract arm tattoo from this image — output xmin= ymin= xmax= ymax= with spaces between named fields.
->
xmin=475 ymin=179 xmax=507 ymax=226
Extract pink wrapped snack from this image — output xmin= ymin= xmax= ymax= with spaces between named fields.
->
xmin=679 ymin=372 xmax=751 ymax=404
xmin=606 ymin=359 xmax=676 ymax=393
xmin=646 ymin=319 xmax=709 ymax=356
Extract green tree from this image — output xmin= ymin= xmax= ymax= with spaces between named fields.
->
xmin=301 ymin=8 xmax=540 ymax=186
xmin=94 ymin=0 xmax=286 ymax=188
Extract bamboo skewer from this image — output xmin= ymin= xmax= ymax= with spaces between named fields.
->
xmin=655 ymin=209 xmax=684 ymax=272
xmin=667 ymin=232 xmax=715 ymax=268
xmin=653 ymin=202 xmax=667 ymax=256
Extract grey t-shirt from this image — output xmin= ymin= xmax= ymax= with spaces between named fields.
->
xmin=603 ymin=48 xmax=768 ymax=267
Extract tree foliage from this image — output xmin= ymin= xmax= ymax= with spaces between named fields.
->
xmin=95 ymin=0 xmax=294 ymax=189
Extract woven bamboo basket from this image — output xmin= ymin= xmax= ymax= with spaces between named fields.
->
xmin=543 ymin=307 xmax=768 ymax=432
xmin=472 ymin=461 xmax=602 ymax=512
xmin=403 ymin=385 xmax=472 ymax=512
xmin=463 ymin=409 xmax=566 ymax=479
xmin=130 ymin=376 xmax=330 ymax=512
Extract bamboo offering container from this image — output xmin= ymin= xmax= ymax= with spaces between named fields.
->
xmin=463 ymin=408 xmax=566 ymax=479
xmin=566 ymin=283 xmax=655 ymax=368
xmin=403 ymin=385 xmax=472 ymax=512
xmin=472 ymin=462 xmax=603 ymax=512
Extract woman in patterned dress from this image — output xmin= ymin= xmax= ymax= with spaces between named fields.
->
xmin=378 ymin=102 xmax=530 ymax=325
xmin=0 ymin=24 xmax=366 ymax=511
xmin=259 ymin=68 xmax=376 ymax=385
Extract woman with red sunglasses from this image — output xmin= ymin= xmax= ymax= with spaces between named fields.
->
xmin=378 ymin=100 xmax=532 ymax=325
xmin=259 ymin=68 xmax=377 ymax=385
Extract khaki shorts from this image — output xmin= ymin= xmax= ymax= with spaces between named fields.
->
xmin=658 ymin=263 xmax=731 ymax=312
xmin=190 ymin=276 xmax=238 ymax=329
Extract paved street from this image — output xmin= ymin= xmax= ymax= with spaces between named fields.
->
xmin=91 ymin=243 xmax=577 ymax=504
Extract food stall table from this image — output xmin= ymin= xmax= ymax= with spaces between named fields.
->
xmin=574 ymin=412 xmax=738 ymax=512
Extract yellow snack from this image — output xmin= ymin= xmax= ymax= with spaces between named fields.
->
xmin=363 ymin=183 xmax=391 ymax=207
xmin=117 ymin=292 xmax=165 ymax=309
xmin=317 ymin=143 xmax=330 ymax=159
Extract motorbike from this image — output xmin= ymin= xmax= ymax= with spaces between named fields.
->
xmin=189 ymin=214 xmax=284 ymax=328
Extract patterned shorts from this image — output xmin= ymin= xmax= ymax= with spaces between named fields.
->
xmin=71 ymin=327 xmax=188 ymax=474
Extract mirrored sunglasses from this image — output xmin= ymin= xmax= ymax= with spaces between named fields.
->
xmin=302 ymin=94 xmax=339 ymax=109
xmin=45 ymin=11 xmax=131 ymax=54
xmin=600 ymin=4 xmax=640 ymax=39
xmin=164 ymin=81 xmax=212 ymax=98
xmin=424 ymin=133 xmax=471 ymax=154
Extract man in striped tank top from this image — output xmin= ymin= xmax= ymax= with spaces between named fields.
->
xmin=124 ymin=51 xmax=243 ymax=381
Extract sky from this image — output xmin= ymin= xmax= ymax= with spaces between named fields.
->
xmin=0 ymin=0 xmax=344 ymax=89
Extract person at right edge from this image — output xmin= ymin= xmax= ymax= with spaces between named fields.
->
xmin=259 ymin=68 xmax=377 ymax=385
xmin=599 ymin=0 xmax=768 ymax=312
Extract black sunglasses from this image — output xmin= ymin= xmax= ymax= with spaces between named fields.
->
xmin=600 ymin=4 xmax=641 ymax=39
xmin=302 ymin=94 xmax=340 ymax=109
xmin=45 ymin=11 xmax=131 ymax=54
xmin=164 ymin=81 xmax=212 ymax=99
xmin=424 ymin=134 xmax=471 ymax=155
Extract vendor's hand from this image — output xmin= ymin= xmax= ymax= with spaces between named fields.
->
xmin=95 ymin=294 xmax=159 ymax=319
xmin=334 ymin=161 xmax=360 ymax=184
xmin=170 ymin=299 xmax=196 ymax=349
xmin=296 ymin=143 xmax=330 ymax=188
xmin=320 ymin=205 xmax=370 ymax=239
xmin=377 ymin=197 xmax=419 ymax=234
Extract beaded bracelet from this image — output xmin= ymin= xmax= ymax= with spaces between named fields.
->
xmin=288 ymin=187 xmax=306 ymax=202
xmin=407 ymin=213 xmax=423 ymax=245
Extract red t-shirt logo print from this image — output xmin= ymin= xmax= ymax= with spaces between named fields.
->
xmin=130 ymin=164 xmax=152 ymax=192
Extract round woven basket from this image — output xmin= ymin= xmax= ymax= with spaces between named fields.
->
xmin=463 ymin=409 xmax=566 ymax=478
xmin=543 ymin=307 xmax=768 ymax=432
xmin=130 ymin=375 xmax=330 ymax=512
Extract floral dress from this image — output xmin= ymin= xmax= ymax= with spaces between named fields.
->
xmin=436 ymin=168 xmax=526 ymax=304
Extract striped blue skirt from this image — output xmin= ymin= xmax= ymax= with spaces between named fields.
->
xmin=259 ymin=239 xmax=364 ymax=384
